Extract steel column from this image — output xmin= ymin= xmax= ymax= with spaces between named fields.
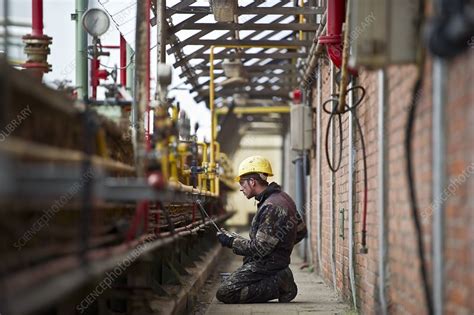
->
xmin=75 ymin=0 xmax=88 ymax=101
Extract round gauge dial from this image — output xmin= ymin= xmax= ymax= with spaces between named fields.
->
xmin=82 ymin=8 xmax=110 ymax=37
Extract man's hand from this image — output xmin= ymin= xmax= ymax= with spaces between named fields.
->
xmin=217 ymin=231 xmax=234 ymax=248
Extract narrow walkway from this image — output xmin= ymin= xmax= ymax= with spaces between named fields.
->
xmin=201 ymin=249 xmax=352 ymax=315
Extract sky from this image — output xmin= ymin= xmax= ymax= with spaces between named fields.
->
xmin=3 ymin=0 xmax=212 ymax=141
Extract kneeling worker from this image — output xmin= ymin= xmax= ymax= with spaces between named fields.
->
xmin=216 ymin=156 xmax=307 ymax=303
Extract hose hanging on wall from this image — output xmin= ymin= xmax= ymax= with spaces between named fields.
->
xmin=405 ymin=64 xmax=433 ymax=315
xmin=405 ymin=0 xmax=434 ymax=312
xmin=322 ymin=85 xmax=369 ymax=253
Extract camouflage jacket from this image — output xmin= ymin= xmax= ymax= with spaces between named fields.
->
xmin=232 ymin=182 xmax=307 ymax=271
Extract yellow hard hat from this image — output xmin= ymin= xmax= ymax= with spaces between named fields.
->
xmin=234 ymin=156 xmax=273 ymax=181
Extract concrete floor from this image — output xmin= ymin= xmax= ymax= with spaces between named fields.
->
xmin=202 ymin=249 xmax=353 ymax=315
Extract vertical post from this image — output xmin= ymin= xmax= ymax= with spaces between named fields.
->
xmin=294 ymin=155 xmax=305 ymax=258
xmin=156 ymin=0 xmax=166 ymax=101
xmin=134 ymin=0 xmax=150 ymax=176
xmin=378 ymin=70 xmax=388 ymax=314
xmin=2 ymin=0 xmax=9 ymax=57
xmin=145 ymin=0 xmax=151 ymax=152
xmin=75 ymin=0 xmax=88 ymax=101
xmin=209 ymin=46 xmax=216 ymax=190
xmin=432 ymin=58 xmax=446 ymax=315
xmin=156 ymin=0 xmax=166 ymax=63
xmin=126 ymin=43 xmax=134 ymax=93
xmin=120 ymin=34 xmax=127 ymax=87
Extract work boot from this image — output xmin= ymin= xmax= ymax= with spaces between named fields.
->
xmin=277 ymin=267 xmax=298 ymax=302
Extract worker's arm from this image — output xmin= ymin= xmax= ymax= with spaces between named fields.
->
xmin=231 ymin=205 xmax=285 ymax=259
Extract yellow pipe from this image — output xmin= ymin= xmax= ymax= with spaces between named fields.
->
xmin=169 ymin=145 xmax=178 ymax=181
xmin=197 ymin=142 xmax=208 ymax=163
xmin=177 ymin=142 xmax=189 ymax=183
xmin=157 ymin=141 xmax=169 ymax=181
xmin=214 ymin=141 xmax=220 ymax=197
xmin=209 ymin=44 xmax=299 ymax=196
xmin=96 ymin=128 xmax=109 ymax=158
xmin=216 ymin=106 xmax=291 ymax=116
xmin=299 ymin=0 xmax=305 ymax=41
xmin=196 ymin=142 xmax=208 ymax=189
xmin=337 ymin=0 xmax=352 ymax=113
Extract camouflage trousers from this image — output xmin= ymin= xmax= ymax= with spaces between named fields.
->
xmin=216 ymin=261 xmax=285 ymax=303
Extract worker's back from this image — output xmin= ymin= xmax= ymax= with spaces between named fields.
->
xmin=245 ymin=182 xmax=306 ymax=271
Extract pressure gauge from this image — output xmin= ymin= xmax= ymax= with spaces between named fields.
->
xmin=82 ymin=8 xmax=110 ymax=37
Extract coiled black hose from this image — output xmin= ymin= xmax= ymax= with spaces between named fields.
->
xmin=322 ymin=85 xmax=369 ymax=252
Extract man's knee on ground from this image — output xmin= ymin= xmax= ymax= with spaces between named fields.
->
xmin=216 ymin=283 xmax=240 ymax=304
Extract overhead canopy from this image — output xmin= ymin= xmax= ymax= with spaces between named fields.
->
xmin=100 ymin=0 xmax=323 ymax=153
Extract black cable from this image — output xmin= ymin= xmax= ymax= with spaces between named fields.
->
xmin=405 ymin=75 xmax=434 ymax=315
xmin=405 ymin=0 xmax=433 ymax=311
xmin=322 ymin=86 xmax=366 ymax=173
xmin=322 ymin=85 xmax=369 ymax=252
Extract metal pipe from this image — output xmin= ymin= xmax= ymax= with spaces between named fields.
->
xmin=305 ymin=163 xmax=312 ymax=264
xmin=32 ymin=0 xmax=44 ymax=37
xmin=156 ymin=0 xmax=166 ymax=63
xmin=156 ymin=0 xmax=166 ymax=101
xmin=316 ymin=59 xmax=323 ymax=273
xmin=302 ymin=13 xmax=326 ymax=88
xmin=329 ymin=62 xmax=337 ymax=290
xmin=348 ymin=77 xmax=357 ymax=309
xmin=215 ymin=106 xmax=290 ymax=115
xmin=318 ymin=0 xmax=355 ymax=71
xmin=377 ymin=70 xmax=388 ymax=314
xmin=299 ymin=0 xmax=304 ymax=40
xmin=294 ymin=155 xmax=305 ymax=258
xmin=133 ymin=0 xmax=150 ymax=176
xmin=145 ymin=0 xmax=151 ymax=152
xmin=432 ymin=58 xmax=446 ymax=315
xmin=2 ymin=0 xmax=9 ymax=57
xmin=75 ymin=0 xmax=88 ymax=101
xmin=126 ymin=42 xmax=134 ymax=93
xmin=120 ymin=34 xmax=127 ymax=87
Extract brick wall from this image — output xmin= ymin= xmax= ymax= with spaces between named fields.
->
xmin=309 ymin=51 xmax=473 ymax=314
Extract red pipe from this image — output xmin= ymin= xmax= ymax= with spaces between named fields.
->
xmin=91 ymin=58 xmax=98 ymax=99
xmin=120 ymin=34 xmax=127 ymax=87
xmin=32 ymin=0 xmax=44 ymax=37
xmin=91 ymin=57 xmax=109 ymax=100
xmin=319 ymin=0 xmax=357 ymax=74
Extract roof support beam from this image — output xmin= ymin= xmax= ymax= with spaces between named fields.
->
xmin=167 ymin=0 xmax=284 ymax=56
xmin=184 ymin=39 xmax=311 ymax=47
xmin=168 ymin=22 xmax=318 ymax=33
xmin=167 ymin=6 xmax=323 ymax=16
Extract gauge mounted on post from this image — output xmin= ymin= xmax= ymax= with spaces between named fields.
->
xmin=82 ymin=8 xmax=110 ymax=38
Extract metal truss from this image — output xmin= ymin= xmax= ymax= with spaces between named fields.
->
xmin=161 ymin=0 xmax=322 ymax=106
